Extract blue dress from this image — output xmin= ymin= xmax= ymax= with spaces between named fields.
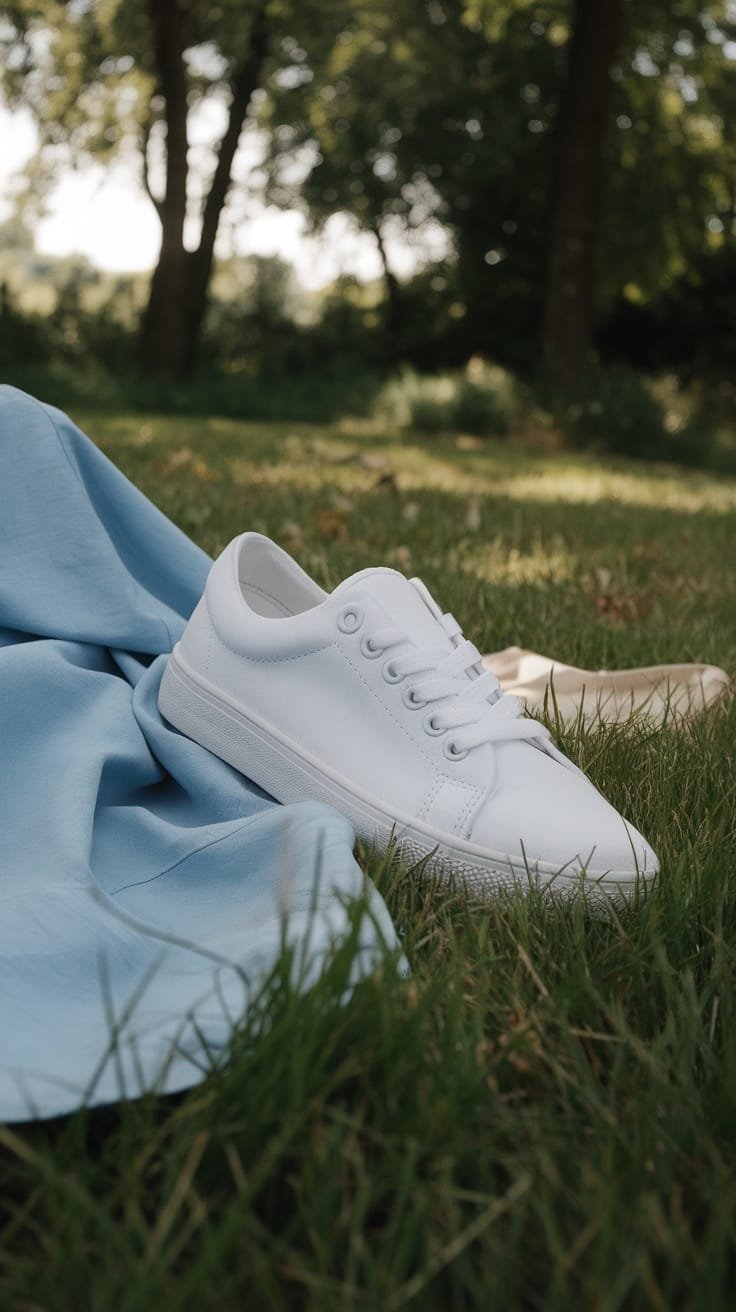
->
xmin=0 ymin=386 xmax=400 ymax=1123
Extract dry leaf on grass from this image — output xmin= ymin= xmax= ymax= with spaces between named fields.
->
xmin=156 ymin=447 xmax=213 ymax=481
xmin=591 ymin=566 xmax=649 ymax=622
xmin=516 ymin=422 xmax=566 ymax=453
xmin=389 ymin=545 xmax=412 ymax=571
xmin=314 ymin=508 xmax=350 ymax=541
xmin=632 ymin=540 xmax=664 ymax=563
xmin=280 ymin=521 xmax=306 ymax=554
xmin=593 ymin=590 xmax=650 ymax=623
xmin=374 ymin=472 xmax=399 ymax=493
xmin=466 ymin=497 xmax=482 ymax=531
xmin=360 ymin=453 xmax=391 ymax=472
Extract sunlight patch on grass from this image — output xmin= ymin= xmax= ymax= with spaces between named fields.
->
xmin=488 ymin=467 xmax=736 ymax=514
xmin=446 ymin=538 xmax=577 ymax=587
xmin=87 ymin=413 xmax=736 ymax=517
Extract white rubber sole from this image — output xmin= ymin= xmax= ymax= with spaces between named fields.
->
xmin=158 ymin=648 xmax=657 ymax=903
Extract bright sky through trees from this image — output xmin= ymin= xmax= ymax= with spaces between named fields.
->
xmin=0 ymin=102 xmax=442 ymax=287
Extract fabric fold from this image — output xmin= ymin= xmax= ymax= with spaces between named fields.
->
xmin=483 ymin=645 xmax=729 ymax=725
xmin=0 ymin=386 xmax=399 ymax=1124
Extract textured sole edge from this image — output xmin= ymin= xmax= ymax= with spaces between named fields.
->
xmin=158 ymin=649 xmax=658 ymax=905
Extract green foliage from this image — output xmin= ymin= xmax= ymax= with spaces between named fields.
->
xmin=377 ymin=363 xmax=520 ymax=435
xmin=2 ymin=414 xmax=735 ymax=1309
xmin=5 ymin=357 xmax=381 ymax=425
xmin=601 ymin=244 xmax=736 ymax=382
xmin=266 ymin=0 xmax=736 ymax=372
xmin=0 ymin=283 xmax=47 ymax=365
xmin=0 ymin=0 xmax=288 ymax=154
xmin=562 ymin=369 xmax=668 ymax=459
xmin=1 ymin=219 xmax=733 ymax=469
xmin=454 ymin=364 xmax=520 ymax=435
xmin=3 ymin=0 xmax=736 ymax=383
xmin=555 ymin=368 xmax=736 ymax=471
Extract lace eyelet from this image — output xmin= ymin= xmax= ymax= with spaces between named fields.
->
xmin=360 ymin=634 xmax=383 ymax=659
xmin=402 ymin=686 xmax=426 ymax=710
xmin=443 ymin=739 xmax=469 ymax=761
xmin=423 ymin=713 xmax=446 ymax=737
xmin=382 ymin=659 xmax=404 ymax=684
xmin=337 ymin=605 xmax=364 ymax=634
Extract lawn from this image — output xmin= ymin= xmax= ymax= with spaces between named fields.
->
xmin=2 ymin=411 xmax=735 ymax=1311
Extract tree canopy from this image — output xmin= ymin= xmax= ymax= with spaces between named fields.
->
xmin=2 ymin=0 xmax=736 ymax=385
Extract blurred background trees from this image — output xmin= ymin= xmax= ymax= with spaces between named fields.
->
xmin=1 ymin=0 xmax=735 ymax=460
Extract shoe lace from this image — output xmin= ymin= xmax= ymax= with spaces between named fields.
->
xmin=365 ymin=611 xmax=548 ymax=757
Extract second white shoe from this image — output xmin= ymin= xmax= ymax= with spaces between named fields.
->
xmin=159 ymin=533 xmax=659 ymax=901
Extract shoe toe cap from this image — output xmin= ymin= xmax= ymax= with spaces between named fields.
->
xmin=469 ymin=746 xmax=659 ymax=882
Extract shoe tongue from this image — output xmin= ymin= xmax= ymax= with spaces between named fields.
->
xmin=333 ymin=567 xmax=453 ymax=652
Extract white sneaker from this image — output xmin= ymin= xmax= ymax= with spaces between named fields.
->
xmin=159 ymin=533 xmax=659 ymax=901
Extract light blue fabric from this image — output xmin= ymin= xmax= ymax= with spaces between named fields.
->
xmin=0 ymin=386 xmax=400 ymax=1123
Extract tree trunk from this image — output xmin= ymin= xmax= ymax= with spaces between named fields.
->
xmin=139 ymin=0 xmax=270 ymax=380
xmin=542 ymin=0 xmax=624 ymax=392
xmin=139 ymin=0 xmax=190 ymax=379
xmin=183 ymin=2 xmax=271 ymax=375
xmin=372 ymin=221 xmax=402 ymax=358
xmin=139 ymin=243 xmax=194 ymax=380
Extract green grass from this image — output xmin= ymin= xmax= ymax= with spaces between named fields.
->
xmin=2 ymin=413 xmax=735 ymax=1311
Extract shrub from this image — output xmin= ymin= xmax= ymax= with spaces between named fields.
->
xmin=376 ymin=361 xmax=519 ymax=436
xmin=556 ymin=369 xmax=736 ymax=473
xmin=561 ymin=369 xmax=667 ymax=459
xmin=3 ymin=358 xmax=382 ymax=425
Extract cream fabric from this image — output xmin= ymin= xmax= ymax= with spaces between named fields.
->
xmin=482 ymin=647 xmax=730 ymax=726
